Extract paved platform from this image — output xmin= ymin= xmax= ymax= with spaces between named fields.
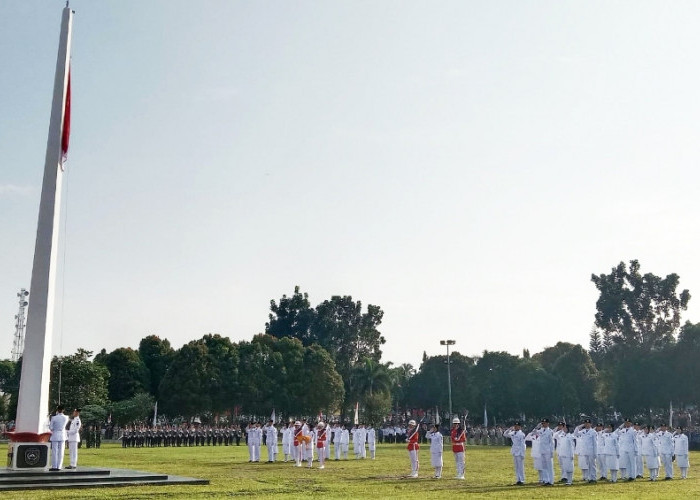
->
xmin=0 ymin=466 xmax=209 ymax=491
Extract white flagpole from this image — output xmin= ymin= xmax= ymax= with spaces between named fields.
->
xmin=15 ymin=4 xmax=74 ymax=438
xmin=153 ymin=401 xmax=158 ymax=427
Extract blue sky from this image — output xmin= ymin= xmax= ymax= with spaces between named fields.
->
xmin=2 ymin=1 xmax=699 ymax=368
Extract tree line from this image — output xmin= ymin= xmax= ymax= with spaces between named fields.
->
xmin=0 ymin=260 xmax=698 ymax=426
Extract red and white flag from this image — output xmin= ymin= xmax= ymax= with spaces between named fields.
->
xmin=60 ymin=67 xmax=71 ymax=166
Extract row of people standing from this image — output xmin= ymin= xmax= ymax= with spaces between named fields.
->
xmin=505 ymin=417 xmax=690 ymax=487
xmin=245 ymin=420 xmax=378 ymax=464
xmin=120 ymin=425 xmax=242 ymax=447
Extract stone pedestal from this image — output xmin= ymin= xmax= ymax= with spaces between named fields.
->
xmin=7 ymin=443 xmax=50 ymax=470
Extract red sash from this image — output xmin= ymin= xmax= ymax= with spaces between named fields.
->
xmin=294 ymin=429 xmax=302 ymax=446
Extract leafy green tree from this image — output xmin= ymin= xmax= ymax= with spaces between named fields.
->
xmin=265 ymin=286 xmax=316 ymax=343
xmin=351 ymin=358 xmax=392 ymax=399
xmin=49 ymin=349 xmax=109 ymax=410
xmin=95 ymin=347 xmax=150 ymax=401
xmin=591 ymin=260 xmax=691 ymax=350
xmin=405 ymin=352 xmax=475 ymax=414
xmin=0 ymin=360 xmax=17 ymax=393
xmin=300 ymin=344 xmax=345 ymax=415
xmin=388 ymin=363 xmax=415 ymax=410
xmin=671 ymin=322 xmax=700 ymax=405
xmin=138 ymin=335 xmax=174 ymax=400
xmin=201 ymin=334 xmax=239 ymax=414
xmin=159 ymin=341 xmax=210 ymax=419
xmin=80 ymin=404 xmax=108 ymax=425
xmin=111 ymin=393 xmax=155 ymax=426
xmin=472 ymin=351 xmax=521 ymax=421
xmin=362 ymin=391 xmax=392 ymax=426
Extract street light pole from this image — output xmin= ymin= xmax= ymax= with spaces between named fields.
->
xmin=440 ymin=340 xmax=456 ymax=420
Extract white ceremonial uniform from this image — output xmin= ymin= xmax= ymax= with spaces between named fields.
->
xmin=282 ymin=426 xmax=292 ymax=461
xmin=264 ymin=424 xmax=277 ymax=462
xmin=536 ymin=427 xmax=554 ymax=485
xmin=616 ymin=426 xmax=638 ymax=479
xmin=656 ymin=429 xmax=674 ymax=479
xmin=49 ymin=411 xmax=70 ymax=470
xmin=426 ymin=430 xmax=443 ymax=478
xmin=603 ymin=431 xmax=620 ymax=482
xmin=366 ymin=426 xmax=376 ymax=459
xmin=351 ymin=427 xmax=359 ymax=458
xmin=67 ymin=415 xmax=81 ymax=468
xmin=246 ymin=425 xmax=255 ymax=461
xmin=574 ymin=427 xmax=598 ymax=481
xmin=525 ymin=432 xmax=542 ymax=482
xmin=674 ymin=432 xmax=689 ymax=479
xmin=504 ymin=428 xmax=526 ymax=484
xmin=596 ymin=429 xmax=607 ymax=480
xmin=340 ymin=428 xmax=350 ymax=459
xmin=303 ymin=428 xmax=314 ymax=466
xmin=635 ymin=429 xmax=644 ymax=478
xmin=356 ymin=426 xmax=367 ymax=458
xmin=641 ymin=431 xmax=659 ymax=480
xmin=557 ymin=433 xmax=576 ymax=485
xmin=332 ymin=425 xmax=341 ymax=460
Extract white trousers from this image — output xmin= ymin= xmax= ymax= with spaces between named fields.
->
xmin=513 ymin=455 xmax=525 ymax=483
xmin=453 ymin=451 xmax=465 ymax=477
xmin=540 ymin=453 xmax=553 ymax=484
xmin=51 ymin=440 xmax=65 ymax=469
xmin=409 ymin=449 xmax=419 ymax=475
xmin=68 ymin=441 xmax=79 ymax=467
xmin=660 ymin=453 xmax=673 ymax=478
xmin=266 ymin=443 xmax=276 ymax=462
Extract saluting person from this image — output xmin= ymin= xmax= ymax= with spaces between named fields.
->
xmin=504 ymin=421 xmax=526 ymax=485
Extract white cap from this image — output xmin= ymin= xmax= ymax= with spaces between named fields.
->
xmin=408 ymin=420 xmax=417 ymax=426
xmin=317 ymin=422 xmax=325 ymax=428
xmin=452 ymin=417 xmax=460 ymax=424
xmin=294 ymin=421 xmax=301 ymax=426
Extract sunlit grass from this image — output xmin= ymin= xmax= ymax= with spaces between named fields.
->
xmin=1 ymin=442 xmax=697 ymax=499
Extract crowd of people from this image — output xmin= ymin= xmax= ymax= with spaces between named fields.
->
xmin=70 ymin=409 xmax=696 ymax=488
xmin=499 ymin=417 xmax=690 ymax=486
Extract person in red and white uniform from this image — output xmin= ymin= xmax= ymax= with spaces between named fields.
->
xmin=450 ymin=417 xmax=466 ymax=480
xmin=316 ymin=422 xmax=328 ymax=469
xmin=407 ymin=420 xmax=420 ymax=478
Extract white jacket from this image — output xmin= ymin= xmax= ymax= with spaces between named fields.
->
xmin=67 ymin=416 xmax=81 ymax=443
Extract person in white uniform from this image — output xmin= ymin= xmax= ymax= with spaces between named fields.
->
xmin=66 ymin=408 xmax=82 ymax=469
xmin=340 ymin=424 xmax=350 ymax=460
xmin=504 ymin=421 xmax=526 ymax=485
xmin=595 ymin=422 xmax=607 ymax=481
xmin=616 ymin=419 xmax=638 ymax=481
xmin=673 ymin=427 xmax=690 ymax=479
xmin=656 ymin=423 xmax=674 ymax=480
xmin=641 ymin=425 xmax=660 ymax=481
xmin=574 ymin=419 xmax=598 ymax=482
xmin=366 ymin=424 xmax=376 ymax=459
xmin=525 ymin=428 xmax=542 ymax=483
xmin=557 ymin=426 xmax=576 ymax=485
xmin=535 ymin=419 xmax=554 ymax=486
xmin=49 ymin=405 xmax=70 ymax=471
xmin=263 ymin=419 xmax=277 ymax=462
xmin=426 ymin=424 xmax=443 ymax=479
xmin=603 ymin=423 xmax=620 ymax=483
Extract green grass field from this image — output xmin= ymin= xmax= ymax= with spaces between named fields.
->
xmin=2 ymin=443 xmax=697 ymax=499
